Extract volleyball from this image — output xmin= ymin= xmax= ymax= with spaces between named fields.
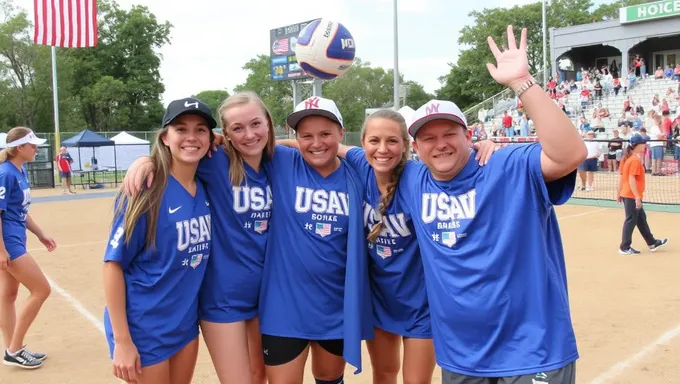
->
xmin=295 ymin=19 xmax=356 ymax=80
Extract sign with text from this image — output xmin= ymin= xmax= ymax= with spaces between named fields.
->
xmin=620 ymin=0 xmax=680 ymax=24
xmin=269 ymin=19 xmax=317 ymax=81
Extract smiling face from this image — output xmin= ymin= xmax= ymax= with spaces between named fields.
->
xmin=362 ymin=117 xmax=408 ymax=176
xmin=413 ymin=120 xmax=471 ymax=181
xmin=295 ymin=116 xmax=345 ymax=174
xmin=162 ymin=114 xmax=211 ymax=166
xmin=222 ymin=101 xmax=270 ymax=163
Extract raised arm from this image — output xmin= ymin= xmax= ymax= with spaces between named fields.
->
xmin=486 ymin=25 xmax=586 ymax=182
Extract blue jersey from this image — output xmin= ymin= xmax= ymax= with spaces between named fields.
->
xmin=197 ymin=148 xmax=271 ymax=323
xmin=260 ymin=146 xmax=351 ymax=339
xmin=398 ymin=143 xmax=578 ymax=377
xmin=345 ymin=148 xmax=430 ymax=338
xmin=0 ymin=162 xmax=31 ymax=259
xmin=103 ymin=176 xmax=211 ymax=367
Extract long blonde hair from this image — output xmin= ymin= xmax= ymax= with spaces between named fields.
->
xmin=114 ymin=127 xmax=172 ymax=249
xmin=0 ymin=127 xmax=32 ymax=163
xmin=361 ymin=110 xmax=410 ymax=242
xmin=113 ymin=125 xmax=214 ymax=249
xmin=217 ymin=92 xmax=275 ymax=186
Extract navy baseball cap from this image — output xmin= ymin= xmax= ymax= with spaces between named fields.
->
xmin=162 ymin=97 xmax=217 ymax=129
xmin=629 ymin=134 xmax=648 ymax=147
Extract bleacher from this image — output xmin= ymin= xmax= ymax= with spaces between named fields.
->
xmin=566 ymin=76 xmax=679 ymax=138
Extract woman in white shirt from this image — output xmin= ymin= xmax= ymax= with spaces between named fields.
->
xmin=581 ymin=131 xmax=601 ymax=191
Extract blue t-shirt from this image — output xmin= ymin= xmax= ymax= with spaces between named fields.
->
xmin=197 ymin=149 xmax=271 ymax=322
xmin=345 ymin=148 xmax=430 ymax=338
xmin=103 ymin=176 xmax=211 ymax=367
xmin=0 ymin=162 xmax=31 ymax=250
xmin=399 ymin=143 xmax=579 ymax=377
xmin=259 ymin=146 xmax=351 ymax=339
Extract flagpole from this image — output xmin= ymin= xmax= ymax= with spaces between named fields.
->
xmin=50 ymin=46 xmax=61 ymax=163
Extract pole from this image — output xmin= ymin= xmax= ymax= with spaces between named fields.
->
xmin=393 ymin=0 xmax=400 ymax=110
xmin=542 ymin=0 xmax=548 ymax=85
xmin=51 ymin=46 xmax=61 ymax=181
xmin=312 ymin=78 xmax=323 ymax=97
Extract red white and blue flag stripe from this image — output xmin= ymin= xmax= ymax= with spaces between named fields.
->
xmin=33 ymin=0 xmax=98 ymax=47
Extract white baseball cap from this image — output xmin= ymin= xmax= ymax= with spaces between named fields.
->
xmin=6 ymin=130 xmax=47 ymax=148
xmin=287 ymin=96 xmax=344 ymax=130
xmin=408 ymin=99 xmax=468 ymax=138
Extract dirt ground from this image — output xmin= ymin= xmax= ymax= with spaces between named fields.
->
xmin=1 ymin=188 xmax=678 ymax=384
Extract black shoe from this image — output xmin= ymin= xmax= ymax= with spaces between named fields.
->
xmin=650 ymin=238 xmax=668 ymax=252
xmin=22 ymin=345 xmax=47 ymax=362
xmin=619 ymin=247 xmax=641 ymax=255
xmin=3 ymin=348 xmax=43 ymax=369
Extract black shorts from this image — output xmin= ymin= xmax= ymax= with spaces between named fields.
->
xmin=261 ymin=334 xmax=343 ymax=366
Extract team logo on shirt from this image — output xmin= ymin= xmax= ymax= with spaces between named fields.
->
xmin=190 ymin=253 xmax=203 ymax=269
xmin=295 ymin=187 xmax=349 ymax=236
xmin=421 ymin=189 xmax=476 ymax=248
xmin=234 ymin=186 xmax=272 ymax=234
xmin=176 ymin=214 xmax=211 ymax=253
xmin=376 ymin=245 xmax=392 ymax=259
xmin=363 ymin=203 xmax=411 ymax=244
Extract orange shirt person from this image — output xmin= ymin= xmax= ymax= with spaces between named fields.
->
xmin=617 ymin=134 xmax=668 ymax=255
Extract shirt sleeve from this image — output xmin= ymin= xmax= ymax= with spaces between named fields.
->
xmin=270 ymin=145 xmax=300 ymax=173
xmin=0 ymin=171 xmax=15 ymax=212
xmin=196 ymin=147 xmax=229 ymax=185
xmin=490 ymin=143 xmax=576 ymax=212
xmin=344 ymin=147 xmax=371 ymax=178
xmin=103 ymin=198 xmax=148 ymax=270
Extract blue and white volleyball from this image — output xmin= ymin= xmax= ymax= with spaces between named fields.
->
xmin=295 ymin=19 xmax=356 ymax=80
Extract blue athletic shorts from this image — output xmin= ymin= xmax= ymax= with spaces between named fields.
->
xmin=60 ymin=171 xmax=71 ymax=178
xmin=650 ymin=146 xmax=664 ymax=160
xmin=6 ymin=241 xmax=27 ymax=261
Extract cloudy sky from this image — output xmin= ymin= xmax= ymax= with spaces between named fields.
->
xmin=16 ymin=0 xmax=606 ymax=105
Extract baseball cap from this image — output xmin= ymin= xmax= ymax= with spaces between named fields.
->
xmin=408 ymin=100 xmax=468 ymax=138
xmin=162 ymin=97 xmax=217 ymax=129
xmin=629 ymin=134 xmax=648 ymax=147
xmin=6 ymin=130 xmax=47 ymax=148
xmin=286 ymin=96 xmax=344 ymax=130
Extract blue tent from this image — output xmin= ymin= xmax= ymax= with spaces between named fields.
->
xmin=62 ymin=129 xmax=115 ymax=147
xmin=61 ymin=129 xmax=117 ymax=174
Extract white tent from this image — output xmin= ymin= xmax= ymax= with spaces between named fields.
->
xmin=109 ymin=132 xmax=151 ymax=170
xmin=398 ymin=106 xmax=415 ymax=125
xmin=0 ymin=133 xmax=7 ymax=148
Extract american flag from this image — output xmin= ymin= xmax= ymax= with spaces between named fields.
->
xmin=33 ymin=0 xmax=99 ymax=48
xmin=272 ymin=38 xmax=289 ymax=55
xmin=376 ymin=245 xmax=392 ymax=259
xmin=315 ymin=223 xmax=331 ymax=237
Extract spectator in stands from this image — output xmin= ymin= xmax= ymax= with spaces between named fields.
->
xmin=617 ymin=134 xmax=668 ymax=255
xmin=654 ymin=67 xmax=664 ymax=79
xmin=662 ymin=110 xmax=673 ymax=151
xmin=610 ymin=60 xmax=619 ymax=78
xmin=607 ymin=129 xmax=624 ymax=173
xmin=580 ymin=131 xmax=600 ymax=191
xmin=594 ymin=80 xmax=603 ymax=99
xmin=55 ymin=147 xmax=75 ymax=195
xmin=664 ymin=65 xmax=674 ymax=79
xmin=502 ymin=111 xmax=513 ymax=137
xmin=674 ymin=64 xmax=680 ymax=81
xmin=651 ymin=94 xmax=660 ymax=109
xmin=576 ymin=68 xmax=583 ymax=82
xmin=622 ymin=97 xmax=633 ymax=114
xmin=519 ymin=114 xmax=529 ymax=136
xmin=578 ymin=116 xmax=591 ymax=136
xmin=673 ymin=118 xmax=680 ymax=169
xmin=612 ymin=77 xmax=622 ymax=96
xmin=592 ymin=116 xmax=604 ymax=133
xmin=633 ymin=55 xmax=642 ymax=77
xmin=628 ymin=70 xmax=637 ymax=90
xmin=648 ymin=114 xmax=665 ymax=175
xmin=593 ymin=103 xmax=610 ymax=119
xmin=579 ymin=89 xmax=590 ymax=110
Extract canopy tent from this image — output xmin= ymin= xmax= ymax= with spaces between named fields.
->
xmin=398 ymin=106 xmax=415 ymax=124
xmin=62 ymin=129 xmax=116 ymax=170
xmin=109 ymin=132 xmax=151 ymax=170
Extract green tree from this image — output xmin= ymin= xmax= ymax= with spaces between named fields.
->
xmin=193 ymin=90 xmax=229 ymax=125
xmin=402 ymin=81 xmax=434 ymax=110
xmin=233 ymin=54 xmax=293 ymax=130
xmin=68 ymin=0 xmax=172 ymax=131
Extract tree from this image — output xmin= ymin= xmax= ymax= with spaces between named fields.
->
xmin=68 ymin=0 xmax=172 ymax=131
xmin=233 ymin=54 xmax=293 ymax=130
xmin=402 ymin=81 xmax=434 ymax=110
xmin=435 ymin=0 xmax=624 ymax=111
xmin=193 ymin=90 xmax=229 ymax=126
xmin=323 ymin=58 xmax=397 ymax=131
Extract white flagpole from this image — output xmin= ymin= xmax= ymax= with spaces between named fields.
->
xmin=51 ymin=46 xmax=61 ymax=156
